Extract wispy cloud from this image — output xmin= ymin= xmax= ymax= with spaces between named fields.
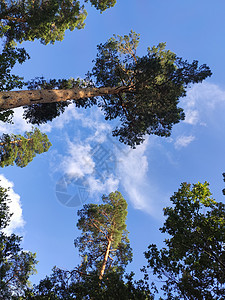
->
xmin=0 ymin=108 xmax=32 ymax=134
xmin=48 ymin=83 xmax=225 ymax=215
xmin=174 ymin=135 xmax=195 ymax=149
xmin=0 ymin=103 xmax=85 ymax=135
xmin=59 ymin=134 xmax=153 ymax=212
xmin=181 ymin=82 xmax=225 ymax=126
xmin=54 ymin=106 xmax=154 ymax=212
xmin=61 ymin=142 xmax=94 ymax=178
xmin=55 ymin=107 xmax=119 ymax=199
xmin=59 ymin=136 xmax=119 ymax=196
xmin=116 ymin=139 xmax=153 ymax=213
xmin=184 ymin=109 xmax=199 ymax=125
xmin=0 ymin=175 xmax=25 ymax=235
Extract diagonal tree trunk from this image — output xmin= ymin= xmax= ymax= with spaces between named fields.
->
xmin=0 ymin=138 xmax=32 ymax=146
xmin=99 ymin=236 xmax=112 ymax=280
xmin=0 ymin=86 xmax=132 ymax=111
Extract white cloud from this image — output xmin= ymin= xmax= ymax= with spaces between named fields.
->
xmin=117 ymin=138 xmax=154 ymax=213
xmin=47 ymin=103 xmax=111 ymax=140
xmin=0 ymin=106 xmax=55 ymax=135
xmin=61 ymin=138 xmax=154 ymax=213
xmin=49 ymin=103 xmax=84 ymax=130
xmin=0 ymin=103 xmax=85 ymax=135
xmin=61 ymin=142 xmax=95 ymax=178
xmin=87 ymin=175 xmax=119 ymax=196
xmin=0 ymin=174 xmax=25 ymax=235
xmin=184 ymin=109 xmax=199 ymax=125
xmin=174 ymin=135 xmax=195 ymax=149
xmin=53 ymin=82 xmax=225 ymax=218
xmin=52 ymin=104 xmax=161 ymax=215
xmin=57 ymin=107 xmax=155 ymax=213
xmin=181 ymin=82 xmax=225 ymax=126
xmin=59 ymin=136 xmax=120 ymax=197
xmin=0 ymin=107 xmax=32 ymax=135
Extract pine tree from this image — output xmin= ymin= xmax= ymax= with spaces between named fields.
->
xmin=0 ymin=185 xmax=37 ymax=299
xmin=143 ymin=182 xmax=225 ymax=299
xmin=0 ymin=127 xmax=51 ymax=167
xmin=74 ymin=191 xmax=132 ymax=279
xmin=0 ymin=0 xmax=117 ymax=45
xmin=26 ymin=192 xmax=153 ymax=299
xmin=0 ymin=32 xmax=212 ymax=147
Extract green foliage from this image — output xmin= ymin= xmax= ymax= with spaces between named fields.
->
xmin=26 ymin=267 xmax=153 ymax=299
xmin=143 ymin=182 xmax=225 ymax=299
xmin=0 ymin=0 xmax=116 ymax=45
xmin=222 ymin=172 xmax=225 ymax=196
xmin=0 ymin=0 xmax=86 ymax=45
xmin=74 ymin=191 xmax=132 ymax=277
xmin=0 ymin=185 xmax=37 ymax=299
xmin=26 ymin=192 xmax=151 ymax=299
xmin=0 ymin=127 xmax=52 ymax=168
xmin=0 ymin=44 xmax=29 ymax=122
xmin=21 ymin=32 xmax=211 ymax=148
xmin=87 ymin=0 xmax=117 ymax=12
xmin=0 ymin=44 xmax=28 ymax=91
xmin=0 ymin=185 xmax=11 ymax=229
xmin=23 ymin=77 xmax=93 ymax=124
xmin=90 ymin=31 xmax=212 ymax=147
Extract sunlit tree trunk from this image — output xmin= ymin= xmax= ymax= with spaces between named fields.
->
xmin=99 ymin=236 xmax=112 ymax=280
xmin=0 ymin=86 xmax=132 ymax=110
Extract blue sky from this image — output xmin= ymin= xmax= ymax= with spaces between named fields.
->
xmin=1 ymin=0 xmax=225 ymax=288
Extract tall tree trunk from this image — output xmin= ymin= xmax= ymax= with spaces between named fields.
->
xmin=99 ymin=237 xmax=112 ymax=280
xmin=0 ymin=86 xmax=132 ymax=111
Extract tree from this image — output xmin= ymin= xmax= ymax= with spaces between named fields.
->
xmin=0 ymin=32 xmax=212 ymax=147
xmin=143 ymin=182 xmax=225 ymax=299
xmin=0 ymin=185 xmax=37 ymax=299
xmin=74 ymin=191 xmax=132 ymax=279
xmin=0 ymin=40 xmax=51 ymax=169
xmin=25 ymin=191 xmax=152 ymax=299
xmin=0 ymin=127 xmax=52 ymax=168
xmin=26 ymin=266 xmax=153 ymax=299
xmin=0 ymin=0 xmax=117 ymax=45
xmin=0 ymin=43 xmax=29 ymax=122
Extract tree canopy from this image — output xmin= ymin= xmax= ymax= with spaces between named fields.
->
xmin=25 ymin=191 xmax=152 ymax=299
xmin=0 ymin=127 xmax=52 ymax=168
xmin=74 ymin=191 xmax=132 ymax=279
xmin=0 ymin=32 xmax=212 ymax=147
xmin=0 ymin=184 xmax=37 ymax=299
xmin=0 ymin=0 xmax=117 ymax=45
xmin=0 ymin=43 xmax=29 ymax=122
xmin=27 ymin=267 xmax=152 ymax=299
xmin=143 ymin=182 xmax=225 ymax=299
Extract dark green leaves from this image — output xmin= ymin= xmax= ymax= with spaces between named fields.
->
xmin=91 ymin=33 xmax=212 ymax=147
xmin=0 ymin=31 xmax=211 ymax=148
xmin=0 ymin=0 xmax=87 ymax=45
xmin=23 ymin=77 xmax=93 ymax=124
xmin=144 ymin=182 xmax=225 ymax=299
xmin=74 ymin=191 xmax=132 ymax=277
xmin=87 ymin=0 xmax=117 ymax=12
xmin=0 ymin=0 xmax=117 ymax=45
xmin=0 ymin=185 xmax=37 ymax=298
xmin=28 ymin=267 xmax=153 ymax=299
xmin=0 ymin=44 xmax=29 ymax=123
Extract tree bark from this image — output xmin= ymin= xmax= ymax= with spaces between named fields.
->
xmin=99 ymin=237 xmax=112 ymax=280
xmin=0 ymin=86 xmax=132 ymax=111
xmin=0 ymin=138 xmax=32 ymax=146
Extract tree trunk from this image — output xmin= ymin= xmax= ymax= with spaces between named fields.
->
xmin=0 ymin=86 xmax=132 ymax=111
xmin=0 ymin=138 xmax=32 ymax=146
xmin=99 ymin=237 xmax=112 ymax=280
